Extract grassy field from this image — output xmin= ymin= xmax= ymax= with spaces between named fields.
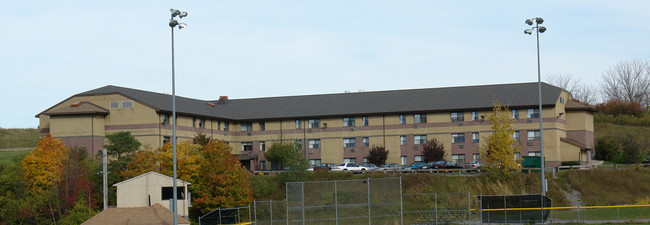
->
xmin=0 ymin=128 xmax=39 ymax=149
xmin=0 ymin=150 xmax=30 ymax=165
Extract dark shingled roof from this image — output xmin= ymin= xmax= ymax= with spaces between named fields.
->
xmin=63 ymin=82 xmax=564 ymax=121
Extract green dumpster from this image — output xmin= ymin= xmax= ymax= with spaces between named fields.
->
xmin=522 ymin=156 xmax=541 ymax=168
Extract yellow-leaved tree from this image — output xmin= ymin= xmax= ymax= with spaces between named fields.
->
xmin=22 ymin=135 xmax=68 ymax=192
xmin=480 ymin=102 xmax=521 ymax=180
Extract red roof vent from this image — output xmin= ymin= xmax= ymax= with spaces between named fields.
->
xmin=218 ymin=96 xmax=229 ymax=105
xmin=206 ymin=102 xmax=216 ymax=107
xmin=71 ymin=102 xmax=82 ymax=107
xmin=219 ymin=96 xmax=228 ymax=100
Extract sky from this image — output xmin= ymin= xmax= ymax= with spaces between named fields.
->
xmin=2 ymin=1 xmax=650 ymax=128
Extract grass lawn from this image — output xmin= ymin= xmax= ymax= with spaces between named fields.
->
xmin=550 ymin=206 xmax=650 ymax=220
xmin=0 ymin=150 xmax=30 ymax=165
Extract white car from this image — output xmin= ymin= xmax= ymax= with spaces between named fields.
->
xmin=359 ymin=163 xmax=378 ymax=170
xmin=334 ymin=163 xmax=365 ymax=171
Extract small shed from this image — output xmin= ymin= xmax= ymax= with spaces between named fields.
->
xmin=113 ymin=171 xmax=191 ymax=217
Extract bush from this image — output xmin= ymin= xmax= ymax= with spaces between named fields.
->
xmin=561 ymin=161 xmax=580 ymax=166
xmin=595 ymin=99 xmax=644 ymax=117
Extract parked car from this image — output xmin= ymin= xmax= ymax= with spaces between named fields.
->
xmin=421 ymin=161 xmax=445 ymax=169
xmin=465 ymin=160 xmax=482 ymax=171
xmin=439 ymin=161 xmax=463 ymax=169
xmin=334 ymin=163 xmax=365 ymax=171
xmin=308 ymin=163 xmax=338 ymax=171
xmin=403 ymin=162 xmax=427 ymax=170
xmin=378 ymin=163 xmax=402 ymax=171
xmin=359 ymin=163 xmax=379 ymax=170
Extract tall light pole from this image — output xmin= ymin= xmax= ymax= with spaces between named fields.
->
xmin=169 ymin=8 xmax=187 ymax=225
xmin=525 ymin=17 xmax=547 ymax=223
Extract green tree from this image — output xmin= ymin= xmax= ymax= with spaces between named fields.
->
xmin=480 ymin=103 xmax=521 ymax=180
xmin=193 ymin=132 xmax=213 ymax=148
xmin=58 ymin=193 xmax=97 ymax=225
xmin=620 ymin=135 xmax=645 ymax=164
xmin=594 ymin=137 xmax=619 ymax=161
xmin=367 ymin=145 xmax=389 ymax=167
xmin=423 ymin=138 xmax=446 ymax=162
xmin=104 ymin=131 xmax=141 ymax=160
xmin=192 ymin=140 xmax=252 ymax=217
xmin=264 ymin=141 xmax=309 ymax=171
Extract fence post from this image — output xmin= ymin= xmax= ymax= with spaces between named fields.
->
xmin=467 ymin=192 xmax=471 ymax=222
xmin=302 ymin=182 xmax=305 ymax=225
xmin=219 ymin=207 xmax=222 ymax=225
xmin=335 ymin=180 xmax=339 ymax=225
xmin=270 ymin=201 xmax=273 ymax=225
xmin=367 ymin=178 xmax=371 ymax=225
xmin=435 ymin=193 xmax=438 ymax=225
xmin=249 ymin=204 xmax=252 ymax=224
xmin=503 ymin=196 xmax=507 ymax=223
xmin=400 ymin=176 xmax=404 ymax=225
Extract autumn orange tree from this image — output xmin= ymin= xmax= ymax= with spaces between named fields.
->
xmin=192 ymin=140 xmax=252 ymax=216
xmin=22 ymin=134 xmax=68 ymax=192
xmin=480 ymin=102 xmax=521 ymax=180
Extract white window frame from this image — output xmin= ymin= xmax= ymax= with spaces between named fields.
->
xmin=241 ymin=122 xmax=253 ymax=131
xmin=362 ymin=116 xmax=369 ymax=126
xmin=472 ymin=132 xmax=479 ymax=142
xmin=343 ymin=138 xmax=356 ymax=147
xmin=309 ymin=139 xmax=321 ymax=149
xmin=344 ymin=158 xmax=356 ymax=164
xmin=452 ymin=154 xmax=466 ymax=165
xmin=512 ymin=109 xmax=519 ymax=119
xmin=527 ymin=108 xmax=539 ymax=119
xmin=471 ymin=111 xmax=479 ymax=121
xmin=414 ymin=155 xmax=424 ymax=162
xmin=399 ymin=115 xmax=406 ymax=124
xmin=363 ymin=137 xmax=369 ymax=147
xmin=308 ymin=119 xmax=320 ymax=128
xmin=451 ymin=112 xmax=464 ymax=122
xmin=528 ymin=151 xmax=541 ymax=156
xmin=451 ymin=133 xmax=465 ymax=143
xmin=528 ymin=130 xmax=541 ymax=141
xmin=295 ymin=120 xmax=302 ymax=129
xmin=241 ymin=142 xmax=253 ymax=151
xmin=400 ymin=136 xmax=407 ymax=145
xmin=260 ymin=141 xmax=266 ymax=151
xmin=121 ymin=101 xmax=133 ymax=109
xmin=414 ymin=114 xmax=427 ymax=123
xmin=110 ymin=101 xmax=119 ymax=109
xmin=343 ymin=117 xmax=356 ymax=127
xmin=513 ymin=131 xmax=520 ymax=140
xmin=400 ymin=156 xmax=408 ymax=165
xmin=414 ymin=135 xmax=427 ymax=144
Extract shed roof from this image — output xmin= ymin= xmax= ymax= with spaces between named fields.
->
xmin=81 ymin=203 xmax=191 ymax=225
xmin=113 ymin=171 xmax=191 ymax=187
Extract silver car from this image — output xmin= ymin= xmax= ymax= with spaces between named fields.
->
xmin=378 ymin=163 xmax=402 ymax=170
xmin=359 ymin=163 xmax=378 ymax=170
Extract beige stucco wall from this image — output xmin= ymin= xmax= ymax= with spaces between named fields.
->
xmin=114 ymin=172 xmax=191 ymax=217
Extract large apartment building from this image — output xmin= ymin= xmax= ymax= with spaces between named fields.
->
xmin=37 ymin=82 xmax=595 ymax=170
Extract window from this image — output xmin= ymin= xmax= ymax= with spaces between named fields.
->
xmin=308 ymin=119 xmax=320 ymax=128
xmin=528 ymin=151 xmax=541 ymax=156
xmin=163 ymin=136 xmax=171 ymax=144
xmin=560 ymin=97 xmax=565 ymax=104
xmin=199 ymin=119 xmax=205 ymax=128
xmin=162 ymin=114 xmax=170 ymax=125
xmin=296 ymin=140 xmax=302 ymax=148
xmin=471 ymin=111 xmax=479 ymax=121
xmin=193 ymin=118 xmax=197 ymax=128
xmin=343 ymin=117 xmax=355 ymax=127
xmin=224 ymin=122 xmax=229 ymax=131
xmin=401 ymin=156 xmax=408 ymax=165
xmin=451 ymin=112 xmax=464 ymax=122
xmin=259 ymin=122 xmax=265 ymax=131
xmin=451 ymin=133 xmax=465 ymax=143
xmin=472 ymin=132 xmax=479 ymax=142
xmin=414 ymin=135 xmax=427 ymax=144
xmin=363 ymin=137 xmax=369 ymax=147
xmin=528 ymin=130 xmax=541 ymax=141
xmin=414 ymin=114 xmax=427 ymax=123
xmin=161 ymin=186 xmax=185 ymax=200
xmin=121 ymin=101 xmax=133 ymax=109
xmin=452 ymin=154 xmax=466 ymax=165
xmin=310 ymin=159 xmax=321 ymax=167
xmin=110 ymin=101 xmax=119 ymax=109
xmin=242 ymin=142 xmax=253 ymax=151
xmin=343 ymin=138 xmax=356 ymax=147
xmin=473 ymin=153 xmax=480 ymax=161
xmin=309 ymin=139 xmax=321 ymax=149
xmin=511 ymin=109 xmax=519 ymax=119
xmin=260 ymin=161 xmax=268 ymax=170
xmin=363 ymin=157 xmax=369 ymax=163
xmin=415 ymin=155 xmax=424 ymax=162
xmin=399 ymin=115 xmax=406 ymax=124
xmin=241 ymin=122 xmax=253 ymax=131
xmin=513 ymin=131 xmax=520 ymax=141
xmin=260 ymin=141 xmax=266 ymax=151
xmin=400 ymin=136 xmax=407 ymax=145
xmin=527 ymin=108 xmax=539 ymax=118
xmin=295 ymin=120 xmax=302 ymax=129
xmin=344 ymin=158 xmax=356 ymax=164
xmin=362 ymin=116 xmax=369 ymax=126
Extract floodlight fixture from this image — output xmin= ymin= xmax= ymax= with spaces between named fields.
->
xmin=525 ymin=18 xmax=534 ymax=26
xmin=178 ymin=23 xmax=187 ymax=29
xmin=536 ymin=17 xmax=544 ymax=24
xmin=170 ymin=9 xmax=181 ymax=17
xmin=524 ymin=29 xmax=533 ymax=35
xmin=539 ymin=26 xmax=547 ymax=33
xmin=179 ymin=11 xmax=188 ymax=18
